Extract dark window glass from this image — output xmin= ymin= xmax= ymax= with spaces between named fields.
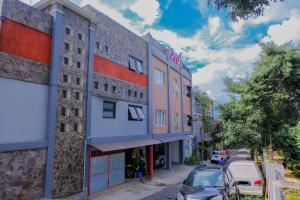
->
xmin=75 ymin=92 xmax=80 ymax=100
xmin=104 ymin=84 xmax=108 ymax=91
xmin=74 ymin=123 xmax=78 ymax=131
xmin=64 ymin=42 xmax=70 ymax=50
xmin=60 ymin=123 xmax=65 ymax=132
xmin=140 ymin=92 xmax=143 ymax=99
xmin=65 ymin=27 xmax=70 ymax=35
xmin=112 ymin=86 xmax=116 ymax=93
xmin=128 ymin=90 xmax=131 ymax=96
xmin=77 ymin=61 xmax=81 ymax=69
xmin=105 ymin=45 xmax=109 ymax=52
xmin=185 ymin=170 xmax=224 ymax=187
xmin=95 ymin=42 xmax=100 ymax=49
xmin=129 ymin=57 xmax=136 ymax=71
xmin=128 ymin=105 xmax=145 ymax=121
xmin=63 ymin=74 xmax=68 ymax=82
xmin=76 ymin=78 xmax=80 ymax=85
xmin=134 ymin=91 xmax=138 ymax=97
xmin=103 ymin=101 xmax=116 ymax=118
xmin=77 ymin=48 xmax=82 ymax=54
xmin=74 ymin=108 xmax=79 ymax=117
xmin=187 ymin=115 xmax=192 ymax=126
xmin=94 ymin=81 xmax=99 ymax=89
xmin=62 ymin=90 xmax=67 ymax=98
xmin=78 ymin=33 xmax=82 ymax=40
xmin=64 ymin=57 xmax=69 ymax=65
xmin=61 ymin=107 xmax=66 ymax=116
xmin=187 ymin=85 xmax=192 ymax=97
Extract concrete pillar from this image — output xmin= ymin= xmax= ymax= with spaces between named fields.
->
xmin=165 ymin=142 xmax=172 ymax=170
xmin=149 ymin=145 xmax=153 ymax=178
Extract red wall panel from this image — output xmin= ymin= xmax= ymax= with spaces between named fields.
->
xmin=0 ymin=19 xmax=51 ymax=64
xmin=94 ymin=55 xmax=148 ymax=87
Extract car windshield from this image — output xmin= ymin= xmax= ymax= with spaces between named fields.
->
xmin=185 ymin=170 xmax=224 ymax=187
xmin=213 ymin=151 xmax=220 ymax=155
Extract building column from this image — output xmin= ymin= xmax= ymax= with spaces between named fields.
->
xmin=149 ymin=145 xmax=153 ymax=178
xmin=83 ymin=22 xmax=96 ymax=194
xmin=165 ymin=142 xmax=172 ymax=170
xmin=44 ymin=3 xmax=64 ymax=199
xmin=179 ymin=140 xmax=185 ymax=164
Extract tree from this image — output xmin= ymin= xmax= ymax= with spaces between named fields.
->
xmin=218 ymin=43 xmax=300 ymax=161
xmin=208 ymin=0 xmax=284 ymax=21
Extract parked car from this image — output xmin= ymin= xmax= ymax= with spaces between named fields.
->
xmin=211 ymin=150 xmax=227 ymax=163
xmin=176 ymin=165 xmax=239 ymax=200
xmin=227 ymin=160 xmax=263 ymax=196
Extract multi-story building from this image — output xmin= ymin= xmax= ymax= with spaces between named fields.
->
xmin=0 ymin=0 xmax=193 ymax=199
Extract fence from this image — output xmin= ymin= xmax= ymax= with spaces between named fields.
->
xmin=262 ymin=150 xmax=300 ymax=200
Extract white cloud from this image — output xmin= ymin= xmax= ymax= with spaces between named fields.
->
xmin=208 ymin=16 xmax=221 ymax=35
xmin=262 ymin=10 xmax=300 ymax=45
xmin=129 ymin=0 xmax=160 ymax=25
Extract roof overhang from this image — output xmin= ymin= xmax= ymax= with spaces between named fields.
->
xmin=154 ymin=133 xmax=187 ymax=143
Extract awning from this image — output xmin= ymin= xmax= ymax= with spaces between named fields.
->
xmin=92 ymin=139 xmax=160 ymax=152
xmin=154 ymin=134 xmax=187 ymax=143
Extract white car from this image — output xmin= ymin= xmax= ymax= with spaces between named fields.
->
xmin=210 ymin=150 xmax=227 ymax=163
xmin=227 ymin=160 xmax=263 ymax=196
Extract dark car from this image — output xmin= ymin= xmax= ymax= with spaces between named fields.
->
xmin=176 ymin=166 xmax=238 ymax=200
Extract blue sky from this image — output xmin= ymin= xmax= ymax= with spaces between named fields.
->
xmin=24 ymin=0 xmax=300 ymax=103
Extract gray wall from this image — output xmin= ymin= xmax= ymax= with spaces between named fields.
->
xmin=91 ymin=96 xmax=148 ymax=137
xmin=171 ymin=141 xmax=180 ymax=163
xmin=0 ymin=77 xmax=48 ymax=144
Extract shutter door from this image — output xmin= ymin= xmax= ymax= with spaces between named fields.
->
xmin=109 ymin=153 xmax=125 ymax=187
xmin=90 ymin=155 xmax=109 ymax=193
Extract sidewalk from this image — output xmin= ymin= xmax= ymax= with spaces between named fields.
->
xmin=89 ymin=164 xmax=195 ymax=200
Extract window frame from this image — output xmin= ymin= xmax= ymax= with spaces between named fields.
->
xmin=155 ymin=109 xmax=166 ymax=126
xmin=128 ymin=105 xmax=145 ymax=121
xmin=103 ymin=101 xmax=116 ymax=119
xmin=155 ymin=68 xmax=165 ymax=86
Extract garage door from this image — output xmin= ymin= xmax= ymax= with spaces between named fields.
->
xmin=89 ymin=152 xmax=125 ymax=194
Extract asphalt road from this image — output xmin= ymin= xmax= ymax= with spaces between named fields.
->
xmin=141 ymin=183 xmax=181 ymax=200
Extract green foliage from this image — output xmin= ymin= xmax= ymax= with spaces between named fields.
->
xmin=185 ymin=148 xmax=201 ymax=165
xmin=218 ymin=44 xmax=300 ymax=161
xmin=208 ymin=0 xmax=284 ymax=21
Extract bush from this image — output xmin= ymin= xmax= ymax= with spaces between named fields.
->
xmin=185 ymin=149 xmax=201 ymax=165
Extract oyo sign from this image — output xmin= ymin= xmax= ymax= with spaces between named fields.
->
xmin=167 ymin=48 xmax=182 ymax=65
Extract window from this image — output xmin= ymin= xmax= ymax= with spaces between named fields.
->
xmin=136 ymin=60 xmax=143 ymax=73
xmin=63 ymin=74 xmax=68 ymax=83
xmin=74 ymin=108 xmax=82 ymax=117
xmin=187 ymin=115 xmax=192 ymax=126
xmin=94 ymin=81 xmax=99 ymax=89
xmin=61 ymin=107 xmax=66 ymax=116
xmin=174 ymin=79 xmax=178 ymax=97
xmin=65 ymin=27 xmax=71 ymax=35
xmin=128 ymin=105 xmax=145 ymax=121
xmin=103 ymin=101 xmax=116 ymax=118
xmin=174 ymin=112 xmax=179 ymax=130
xmin=129 ymin=57 xmax=137 ymax=71
xmin=74 ymin=123 xmax=78 ymax=132
xmin=77 ymin=61 xmax=82 ymax=69
xmin=186 ymin=85 xmax=192 ymax=97
xmin=104 ymin=84 xmax=108 ymax=91
xmin=77 ymin=47 xmax=82 ymax=54
xmin=95 ymin=41 xmax=100 ymax=49
xmin=140 ymin=92 xmax=143 ymax=99
xmin=155 ymin=109 xmax=165 ymax=126
xmin=64 ymin=57 xmax=69 ymax=65
xmin=64 ymin=42 xmax=70 ymax=50
xmin=62 ymin=90 xmax=70 ymax=99
xmin=76 ymin=77 xmax=81 ymax=86
xmin=155 ymin=68 xmax=164 ymax=86
xmin=128 ymin=89 xmax=131 ymax=96
xmin=112 ymin=85 xmax=117 ymax=93
xmin=105 ymin=45 xmax=109 ymax=52
xmin=60 ymin=123 xmax=65 ymax=132
xmin=134 ymin=91 xmax=138 ymax=98
xmin=78 ymin=33 xmax=82 ymax=40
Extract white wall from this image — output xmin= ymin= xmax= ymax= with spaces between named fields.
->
xmin=91 ymin=96 xmax=148 ymax=138
xmin=0 ymin=77 xmax=48 ymax=144
xmin=171 ymin=141 xmax=180 ymax=163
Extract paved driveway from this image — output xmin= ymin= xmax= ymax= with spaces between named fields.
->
xmin=90 ymin=165 xmax=195 ymax=200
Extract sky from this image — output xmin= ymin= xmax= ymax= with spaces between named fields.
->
xmin=22 ymin=0 xmax=300 ymax=103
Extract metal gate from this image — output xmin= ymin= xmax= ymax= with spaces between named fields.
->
xmin=89 ymin=152 xmax=125 ymax=194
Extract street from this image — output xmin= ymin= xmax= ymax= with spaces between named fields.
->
xmin=142 ymin=183 xmax=181 ymax=200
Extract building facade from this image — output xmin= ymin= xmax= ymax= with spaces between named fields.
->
xmin=0 ymin=0 xmax=193 ymax=199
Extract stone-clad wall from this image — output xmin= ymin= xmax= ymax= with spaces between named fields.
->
xmin=82 ymin=5 xmax=148 ymax=75
xmin=0 ymin=52 xmax=49 ymax=84
xmin=51 ymin=7 xmax=90 ymax=198
xmin=0 ymin=149 xmax=46 ymax=200
xmin=1 ymin=0 xmax=52 ymax=35
xmin=93 ymin=73 xmax=147 ymax=105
